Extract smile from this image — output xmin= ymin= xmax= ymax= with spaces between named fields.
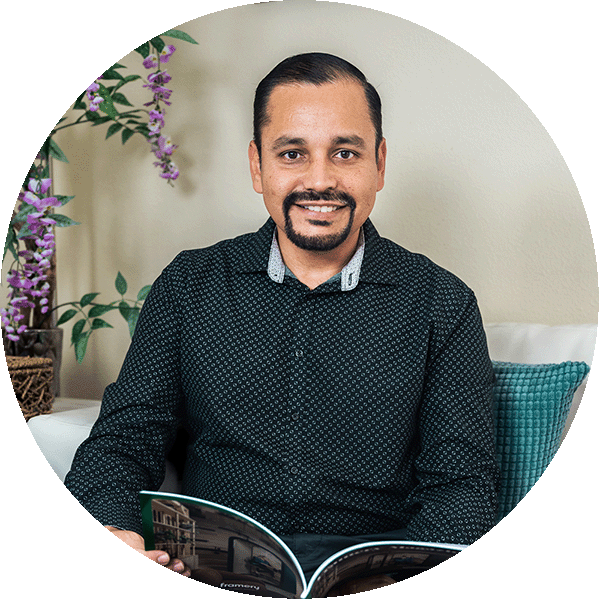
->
xmin=296 ymin=205 xmax=345 ymax=213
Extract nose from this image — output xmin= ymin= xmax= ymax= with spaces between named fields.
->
xmin=301 ymin=154 xmax=337 ymax=192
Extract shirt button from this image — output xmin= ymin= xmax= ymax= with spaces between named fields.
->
xmin=291 ymin=412 xmax=300 ymax=421
xmin=290 ymin=466 xmax=299 ymax=475
xmin=295 ymin=349 xmax=303 ymax=358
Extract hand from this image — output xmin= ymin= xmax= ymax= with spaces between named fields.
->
xmin=105 ymin=526 xmax=191 ymax=577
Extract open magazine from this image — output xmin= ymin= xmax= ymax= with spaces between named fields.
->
xmin=140 ymin=491 xmax=464 ymax=598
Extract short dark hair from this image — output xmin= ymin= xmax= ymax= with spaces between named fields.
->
xmin=253 ymin=52 xmax=383 ymax=158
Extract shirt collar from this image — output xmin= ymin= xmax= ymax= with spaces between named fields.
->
xmin=267 ymin=228 xmax=365 ymax=291
xmin=232 ymin=218 xmax=401 ymax=288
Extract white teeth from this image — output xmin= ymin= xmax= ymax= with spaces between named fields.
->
xmin=299 ymin=205 xmax=341 ymax=213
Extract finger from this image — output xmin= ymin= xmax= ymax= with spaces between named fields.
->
xmin=167 ymin=558 xmax=188 ymax=573
xmin=144 ymin=549 xmax=171 ymax=565
xmin=166 ymin=558 xmax=191 ymax=577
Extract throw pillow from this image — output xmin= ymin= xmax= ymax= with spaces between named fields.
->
xmin=492 ymin=360 xmax=590 ymax=520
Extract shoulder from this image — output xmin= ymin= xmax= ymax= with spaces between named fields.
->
xmin=365 ymin=222 xmax=474 ymax=303
xmin=157 ymin=221 xmax=272 ymax=289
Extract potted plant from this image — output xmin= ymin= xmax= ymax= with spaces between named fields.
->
xmin=2 ymin=28 xmax=197 ymax=404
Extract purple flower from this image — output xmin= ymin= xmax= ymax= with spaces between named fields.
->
xmin=86 ymin=82 xmax=104 ymax=112
xmin=22 ymin=190 xmax=60 ymax=212
xmin=148 ymin=71 xmax=172 ymax=86
xmin=157 ymin=135 xmax=176 ymax=157
xmin=159 ymin=45 xmax=176 ymax=63
xmin=148 ymin=109 xmax=165 ymax=135
xmin=143 ymin=54 xmax=159 ymax=69
xmin=142 ymin=84 xmax=173 ymax=107
xmin=4 ymin=176 xmax=59 ymax=341
xmin=160 ymin=164 xmax=179 ymax=180
xmin=28 ymin=178 xmax=52 ymax=195
xmin=11 ymin=297 xmax=36 ymax=309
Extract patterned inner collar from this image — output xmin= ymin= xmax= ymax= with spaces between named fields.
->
xmin=267 ymin=229 xmax=365 ymax=291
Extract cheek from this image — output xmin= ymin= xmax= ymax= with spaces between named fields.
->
xmin=264 ymin=173 xmax=294 ymax=202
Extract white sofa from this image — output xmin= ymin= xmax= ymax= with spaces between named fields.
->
xmin=27 ymin=322 xmax=596 ymax=495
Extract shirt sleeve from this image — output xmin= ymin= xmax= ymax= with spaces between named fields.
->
xmin=64 ymin=256 xmax=185 ymax=535
xmin=403 ymin=286 xmax=499 ymax=545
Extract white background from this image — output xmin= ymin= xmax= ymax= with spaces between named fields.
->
xmin=1 ymin=1 xmax=597 ymax=598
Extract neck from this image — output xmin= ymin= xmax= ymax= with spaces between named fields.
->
xmin=276 ymin=227 xmax=361 ymax=290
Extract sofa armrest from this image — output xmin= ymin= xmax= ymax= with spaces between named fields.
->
xmin=27 ymin=403 xmax=180 ymax=493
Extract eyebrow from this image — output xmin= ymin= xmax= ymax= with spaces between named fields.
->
xmin=332 ymin=135 xmax=366 ymax=149
xmin=271 ymin=136 xmax=306 ymax=151
xmin=270 ymin=135 xmax=367 ymax=151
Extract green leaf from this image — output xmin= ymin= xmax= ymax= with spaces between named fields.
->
xmin=150 ymin=36 xmax=165 ymax=53
xmin=48 ymin=138 xmax=69 ymax=163
xmin=53 ymin=214 xmax=81 ymax=227
xmin=3 ymin=226 xmax=19 ymax=261
xmin=121 ymin=128 xmax=136 ymax=144
xmin=38 ymin=140 xmax=49 ymax=161
xmin=118 ymin=300 xmax=132 ymax=320
xmin=55 ymin=195 xmax=75 ymax=207
xmin=106 ymin=122 xmax=123 ymax=139
xmin=119 ymin=302 xmax=140 ymax=338
xmin=111 ymin=63 xmax=127 ymax=69
xmin=11 ymin=204 xmax=37 ymax=223
xmin=161 ymin=29 xmax=199 ymax=44
xmin=111 ymin=92 xmax=133 ymax=107
xmin=127 ymin=308 xmax=140 ymax=338
xmin=88 ymin=304 xmax=117 ymax=318
xmin=137 ymin=284 xmax=152 ymax=301
xmin=56 ymin=309 xmax=78 ymax=326
xmin=101 ymin=68 xmax=124 ymax=81
xmin=16 ymin=223 xmax=34 ymax=239
xmin=80 ymin=293 xmax=99 ymax=307
xmin=71 ymin=319 xmax=86 ymax=346
xmin=75 ymin=331 xmax=91 ymax=363
xmin=85 ymin=110 xmax=102 ymax=122
xmin=97 ymin=83 xmax=118 ymax=119
xmin=122 ymin=74 xmax=141 ymax=83
xmin=91 ymin=318 xmax=113 ymax=330
xmin=73 ymin=91 xmax=86 ymax=110
xmin=134 ymin=42 xmax=150 ymax=58
xmin=115 ymin=272 xmax=127 ymax=295
xmin=90 ymin=116 xmax=113 ymax=127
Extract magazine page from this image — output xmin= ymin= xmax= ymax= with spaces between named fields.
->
xmin=304 ymin=541 xmax=464 ymax=598
xmin=140 ymin=491 xmax=306 ymax=598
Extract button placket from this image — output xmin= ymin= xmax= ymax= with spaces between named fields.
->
xmin=286 ymin=294 xmax=314 ymax=504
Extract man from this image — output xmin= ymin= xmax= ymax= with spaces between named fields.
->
xmin=65 ymin=53 xmax=499 ymax=583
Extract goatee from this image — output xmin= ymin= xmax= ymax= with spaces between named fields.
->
xmin=283 ymin=190 xmax=356 ymax=252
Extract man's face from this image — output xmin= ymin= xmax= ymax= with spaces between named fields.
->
xmin=249 ymin=79 xmax=386 ymax=253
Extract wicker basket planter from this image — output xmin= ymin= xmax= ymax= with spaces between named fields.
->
xmin=3 ymin=328 xmax=63 ymax=397
xmin=6 ymin=356 xmax=54 ymax=420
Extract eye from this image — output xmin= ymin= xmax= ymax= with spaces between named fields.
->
xmin=335 ymin=150 xmax=356 ymax=160
xmin=282 ymin=150 xmax=301 ymax=160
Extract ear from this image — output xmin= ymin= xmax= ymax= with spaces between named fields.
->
xmin=248 ymin=140 xmax=263 ymax=194
xmin=376 ymin=138 xmax=387 ymax=192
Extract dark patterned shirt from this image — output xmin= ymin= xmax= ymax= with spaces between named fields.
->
xmin=65 ymin=218 xmax=498 ymax=544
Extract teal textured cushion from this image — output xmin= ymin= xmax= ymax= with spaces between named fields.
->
xmin=493 ymin=360 xmax=590 ymax=520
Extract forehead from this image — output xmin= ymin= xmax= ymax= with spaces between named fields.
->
xmin=263 ymin=80 xmax=375 ymax=142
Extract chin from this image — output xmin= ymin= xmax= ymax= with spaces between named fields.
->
xmin=285 ymin=221 xmax=354 ymax=252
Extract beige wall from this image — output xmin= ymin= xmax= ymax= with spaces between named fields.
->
xmin=7 ymin=2 xmax=597 ymax=398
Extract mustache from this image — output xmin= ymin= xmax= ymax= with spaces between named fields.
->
xmin=283 ymin=190 xmax=357 ymax=213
